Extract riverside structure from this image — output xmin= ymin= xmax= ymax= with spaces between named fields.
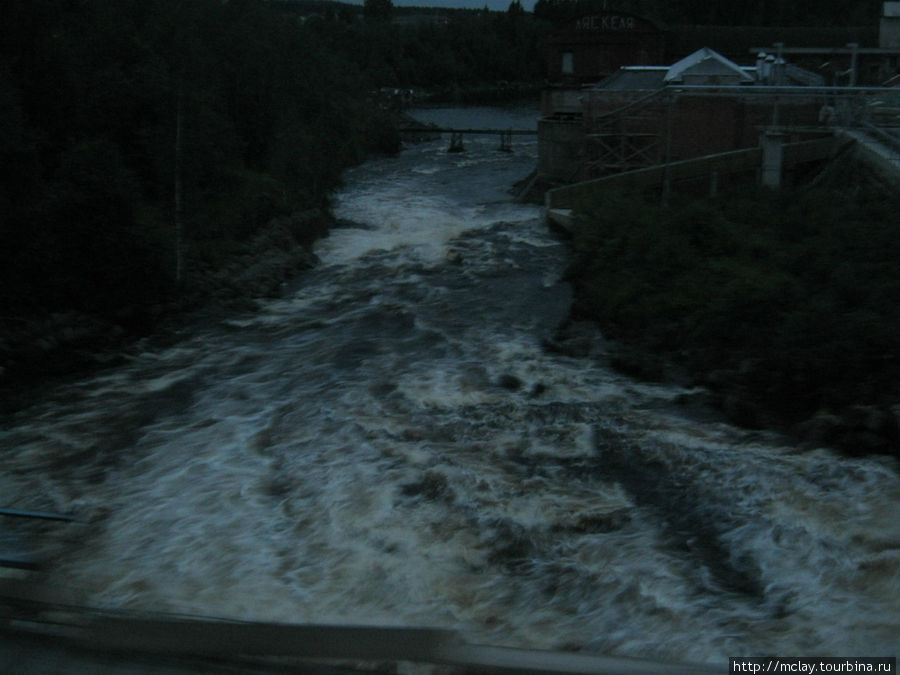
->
xmin=536 ymin=4 xmax=900 ymax=200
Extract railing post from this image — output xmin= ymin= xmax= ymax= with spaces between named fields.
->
xmin=448 ymin=132 xmax=464 ymax=153
xmin=760 ymin=130 xmax=785 ymax=189
xmin=662 ymin=91 xmax=673 ymax=204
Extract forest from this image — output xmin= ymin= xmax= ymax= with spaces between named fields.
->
xmin=0 ymin=0 xmax=547 ymax=381
xmin=531 ymin=0 xmax=882 ymax=27
xmin=0 ymin=0 xmax=890 ymax=384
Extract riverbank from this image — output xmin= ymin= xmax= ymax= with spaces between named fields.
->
xmin=561 ymin=169 xmax=900 ymax=460
xmin=0 ymin=97 xmax=537 ymax=406
xmin=5 ymin=102 xmax=898 ymax=661
xmin=0 ymin=208 xmax=337 ymax=408
xmin=0 ymin=0 xmax=411 ymax=403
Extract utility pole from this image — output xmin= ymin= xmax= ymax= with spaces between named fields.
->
xmin=174 ymin=77 xmax=184 ymax=286
xmin=847 ymin=43 xmax=859 ymax=87
xmin=771 ymin=42 xmax=784 ymax=128
xmin=662 ymin=90 xmax=673 ymax=205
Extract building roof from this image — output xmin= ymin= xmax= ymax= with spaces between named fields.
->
xmin=592 ymin=48 xmax=757 ymax=90
xmin=592 ymin=67 xmax=668 ymax=90
xmin=591 ymin=46 xmax=829 ymax=91
xmin=664 ymin=47 xmax=756 ymax=83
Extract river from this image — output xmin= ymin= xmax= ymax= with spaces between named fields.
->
xmin=1 ymin=106 xmax=898 ymax=665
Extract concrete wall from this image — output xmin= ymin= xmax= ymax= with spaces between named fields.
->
xmin=538 ymin=87 xmax=823 ymax=190
xmin=538 ymin=118 xmax=584 ymax=183
xmin=882 ymin=1 xmax=900 ymax=48
xmin=581 ymin=91 xmax=822 ymax=166
xmin=540 ymin=88 xmax=584 ymax=117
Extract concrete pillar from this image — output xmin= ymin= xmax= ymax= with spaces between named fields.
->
xmin=537 ymin=118 xmax=584 ymax=184
xmin=882 ymin=2 xmax=900 ymax=48
xmin=760 ymin=132 xmax=785 ymax=189
xmin=847 ymin=42 xmax=859 ymax=87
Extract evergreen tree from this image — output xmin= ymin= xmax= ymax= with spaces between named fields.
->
xmin=364 ymin=0 xmax=393 ymax=23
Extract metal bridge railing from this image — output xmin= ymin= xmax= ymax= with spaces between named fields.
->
xmin=0 ymin=508 xmax=74 ymax=570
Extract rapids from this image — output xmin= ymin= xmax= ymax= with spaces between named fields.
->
xmin=1 ymin=106 xmax=898 ymax=665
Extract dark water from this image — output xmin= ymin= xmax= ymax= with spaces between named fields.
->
xmin=1 ymin=106 xmax=897 ymax=664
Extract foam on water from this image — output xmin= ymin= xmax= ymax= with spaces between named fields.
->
xmin=1 ymin=107 xmax=897 ymax=663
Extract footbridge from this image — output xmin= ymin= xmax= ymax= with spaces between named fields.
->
xmin=400 ymin=125 xmax=537 ymax=152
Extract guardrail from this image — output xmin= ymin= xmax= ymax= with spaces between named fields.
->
xmin=0 ymin=508 xmax=74 ymax=570
xmin=0 ymin=594 xmax=723 ymax=675
xmin=400 ymin=127 xmax=537 ymax=135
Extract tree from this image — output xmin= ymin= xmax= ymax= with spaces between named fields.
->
xmin=364 ymin=0 xmax=392 ymax=23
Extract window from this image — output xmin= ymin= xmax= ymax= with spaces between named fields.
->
xmin=562 ymin=52 xmax=574 ymax=74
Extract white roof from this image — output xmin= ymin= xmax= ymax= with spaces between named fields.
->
xmin=664 ymin=47 xmax=755 ymax=83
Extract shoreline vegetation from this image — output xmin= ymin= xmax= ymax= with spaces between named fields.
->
xmin=0 ymin=0 xmax=548 ymax=395
xmin=562 ymin=160 xmax=900 ymax=459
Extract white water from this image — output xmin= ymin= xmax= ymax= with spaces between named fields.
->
xmin=1 ymin=106 xmax=898 ymax=664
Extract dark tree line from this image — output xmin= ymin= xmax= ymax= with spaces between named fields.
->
xmin=0 ymin=0 xmax=551 ymax=329
xmin=3 ymin=0 xmax=881 ymax=334
xmin=533 ymin=0 xmax=882 ymax=26
xmin=308 ymin=4 xmax=548 ymax=89
xmin=566 ymin=180 xmax=900 ymax=453
xmin=0 ymin=0 xmax=397 ymax=323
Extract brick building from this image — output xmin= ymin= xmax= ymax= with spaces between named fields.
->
xmin=545 ymin=12 xmax=666 ymax=86
xmin=539 ymin=48 xmax=824 ymax=184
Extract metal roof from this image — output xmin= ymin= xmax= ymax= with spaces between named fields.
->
xmin=593 ymin=48 xmax=758 ymax=90
xmin=592 ymin=67 xmax=668 ymax=90
xmin=664 ymin=47 xmax=755 ymax=83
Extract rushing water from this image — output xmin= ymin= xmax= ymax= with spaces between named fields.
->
xmin=1 ymin=106 xmax=898 ymax=664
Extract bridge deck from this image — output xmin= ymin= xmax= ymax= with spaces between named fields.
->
xmin=0 ymin=589 xmax=722 ymax=675
xmin=401 ymin=127 xmax=537 ymax=135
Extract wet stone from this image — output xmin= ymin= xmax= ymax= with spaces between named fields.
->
xmin=400 ymin=470 xmax=455 ymax=503
xmin=568 ymin=509 xmax=631 ymax=534
xmin=496 ymin=374 xmax=523 ymax=391
xmin=528 ymin=382 xmax=547 ymax=397
xmin=482 ymin=520 xmax=536 ymax=570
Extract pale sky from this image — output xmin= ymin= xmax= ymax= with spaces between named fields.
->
xmin=397 ymin=0 xmax=537 ymax=8
xmin=347 ymin=0 xmax=539 ymax=11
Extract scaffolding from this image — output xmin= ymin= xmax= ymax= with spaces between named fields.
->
xmin=578 ymin=85 xmax=900 ymax=180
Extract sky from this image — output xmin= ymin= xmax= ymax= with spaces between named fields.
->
xmin=347 ymin=0 xmax=539 ymax=11
xmin=396 ymin=0 xmax=537 ymax=8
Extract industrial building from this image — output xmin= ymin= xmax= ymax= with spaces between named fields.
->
xmin=537 ymin=3 xmax=900 ymax=189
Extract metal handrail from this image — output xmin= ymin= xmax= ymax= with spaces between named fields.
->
xmin=862 ymin=123 xmax=900 ymax=156
xmin=0 ymin=508 xmax=74 ymax=522
xmin=0 ymin=507 xmax=74 ymax=569
xmin=0 ymin=595 xmax=723 ymax=674
xmin=585 ymin=87 xmax=669 ymax=123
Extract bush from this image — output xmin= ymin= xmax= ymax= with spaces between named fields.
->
xmin=568 ymin=183 xmax=900 ymax=425
xmin=10 ymin=138 xmax=169 ymax=313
